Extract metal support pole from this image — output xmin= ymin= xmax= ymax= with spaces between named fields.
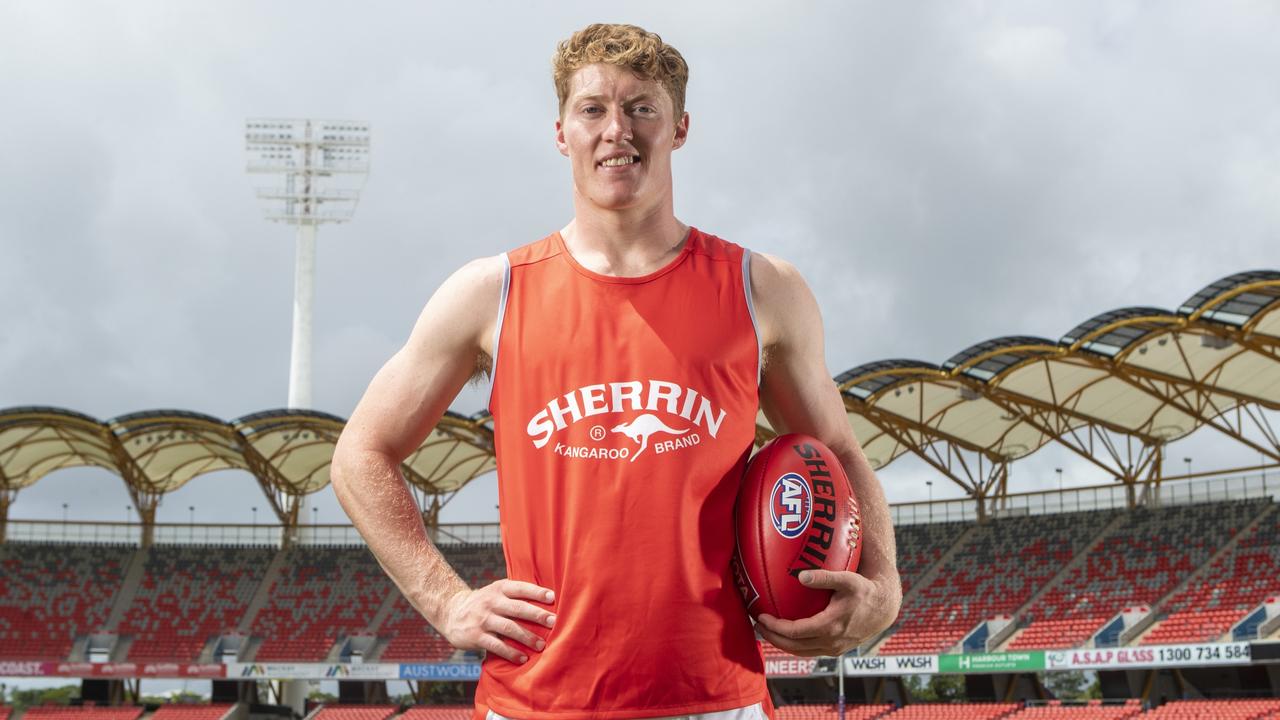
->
xmin=838 ymin=652 xmax=846 ymax=720
xmin=289 ymin=223 xmax=316 ymax=409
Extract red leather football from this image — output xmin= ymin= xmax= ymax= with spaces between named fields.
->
xmin=731 ymin=433 xmax=862 ymax=620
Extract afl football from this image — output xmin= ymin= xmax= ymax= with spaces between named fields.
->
xmin=731 ymin=433 xmax=862 ymax=620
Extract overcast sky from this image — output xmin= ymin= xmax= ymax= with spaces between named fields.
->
xmin=1 ymin=1 xmax=1278 ymax=529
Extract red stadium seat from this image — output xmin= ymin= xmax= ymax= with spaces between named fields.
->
xmin=251 ymin=546 xmax=395 ymax=661
xmin=0 ymin=543 xmax=133 ymax=660
xmin=398 ymin=707 xmax=475 ymax=720
xmin=1010 ymin=501 xmax=1271 ymax=650
xmin=310 ymin=705 xmax=398 ymax=720
xmin=881 ymin=511 xmax=1116 ymax=655
xmin=120 ymin=545 xmax=274 ymax=661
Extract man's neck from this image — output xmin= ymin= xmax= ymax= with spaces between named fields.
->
xmin=560 ymin=199 xmax=689 ymax=278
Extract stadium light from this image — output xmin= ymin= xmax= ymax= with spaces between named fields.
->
xmin=1056 ymin=467 xmax=1063 ymax=491
xmin=244 ymin=118 xmax=370 ymax=410
xmin=252 ymin=506 xmax=258 ymax=526
xmin=61 ymin=502 xmax=67 ymax=522
xmin=1184 ymin=457 xmax=1193 ymax=477
xmin=189 ymin=505 xmax=195 ymax=525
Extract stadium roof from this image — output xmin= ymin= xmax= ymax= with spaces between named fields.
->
xmin=0 ymin=405 xmax=493 ymax=527
xmin=822 ymin=270 xmax=1280 ymax=499
xmin=1 ymin=270 xmax=1276 ymax=521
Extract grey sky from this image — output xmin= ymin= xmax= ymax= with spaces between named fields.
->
xmin=1 ymin=1 xmax=1278 ymax=528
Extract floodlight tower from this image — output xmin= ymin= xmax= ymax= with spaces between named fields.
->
xmin=245 ymin=119 xmax=370 ymax=409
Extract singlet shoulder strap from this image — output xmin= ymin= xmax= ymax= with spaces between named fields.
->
xmin=486 ymin=252 xmax=512 ymax=411
xmin=741 ymin=248 xmax=763 ymax=386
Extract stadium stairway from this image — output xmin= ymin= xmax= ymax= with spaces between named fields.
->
xmin=860 ymin=522 xmax=982 ymax=655
xmin=102 ymin=548 xmax=151 ymax=631
xmin=247 ymin=546 xmax=394 ymax=662
xmin=1011 ymin=500 xmax=1273 ymax=651
xmin=235 ymin=549 xmax=290 ymax=635
xmin=116 ymin=545 xmax=275 ymax=663
xmin=992 ymin=513 xmax=1129 ymax=652
xmin=879 ymin=510 xmax=1117 ymax=656
xmin=354 ymin=587 xmax=404 ymax=661
xmin=365 ymin=590 xmax=402 ymax=634
xmin=232 ymin=548 xmax=291 ymax=660
xmin=1131 ymin=503 xmax=1280 ymax=646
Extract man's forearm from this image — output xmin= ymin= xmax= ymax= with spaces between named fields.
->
xmin=331 ymin=447 xmax=468 ymax=628
xmin=833 ymin=441 xmax=899 ymax=590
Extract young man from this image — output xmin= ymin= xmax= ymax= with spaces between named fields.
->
xmin=332 ymin=23 xmax=901 ymax=719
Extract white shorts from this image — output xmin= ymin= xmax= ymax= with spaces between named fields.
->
xmin=486 ymin=703 xmax=766 ymax=720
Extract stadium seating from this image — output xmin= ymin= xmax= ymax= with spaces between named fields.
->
xmin=895 ymin=521 xmax=971 ymax=597
xmin=1141 ymin=698 xmax=1280 ymax=718
xmin=0 ymin=543 xmax=133 ymax=660
xmin=310 ymin=705 xmax=398 ymax=720
xmin=147 ymin=704 xmax=236 ymax=720
xmin=760 ymin=640 xmax=793 ymax=664
xmin=1010 ymin=500 xmax=1269 ymax=650
xmin=881 ymin=703 xmax=1019 ymax=719
xmin=251 ymin=546 xmax=394 ymax=661
xmin=1003 ymin=700 xmax=1142 ymax=719
xmin=1141 ymin=508 xmax=1280 ymax=645
xmin=20 ymin=708 xmax=143 ymax=720
xmin=879 ymin=511 xmax=1115 ymax=655
xmin=377 ymin=543 xmax=504 ymax=662
xmin=119 ymin=545 xmax=274 ymax=661
xmin=0 ymin=706 xmax=10 ymax=720
xmin=397 ymin=708 xmax=474 ymax=720
xmin=775 ymin=704 xmax=893 ymax=720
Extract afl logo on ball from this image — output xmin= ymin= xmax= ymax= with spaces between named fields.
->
xmin=770 ymin=473 xmax=812 ymax=539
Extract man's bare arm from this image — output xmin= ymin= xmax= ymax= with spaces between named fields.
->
xmin=748 ymin=252 xmax=902 ymax=656
xmin=331 ymin=256 xmax=555 ymax=665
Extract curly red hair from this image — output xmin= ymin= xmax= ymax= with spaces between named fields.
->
xmin=553 ymin=23 xmax=689 ymax=120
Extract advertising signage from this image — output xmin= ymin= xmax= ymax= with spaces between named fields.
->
xmin=225 ymin=663 xmax=400 ymax=680
xmin=843 ymin=655 xmax=938 ymax=676
xmin=0 ymin=643 xmax=1264 ymax=681
xmin=1044 ymin=643 xmax=1251 ymax=671
xmin=399 ymin=663 xmax=482 ymax=680
xmin=938 ymin=652 xmax=1044 ymax=674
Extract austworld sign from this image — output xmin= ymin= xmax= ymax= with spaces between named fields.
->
xmin=398 ymin=663 xmax=482 ymax=680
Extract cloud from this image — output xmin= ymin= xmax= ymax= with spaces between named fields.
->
xmin=0 ymin=2 xmax=1276 ymax=525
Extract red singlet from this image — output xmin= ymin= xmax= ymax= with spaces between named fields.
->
xmin=479 ymin=228 xmax=770 ymax=719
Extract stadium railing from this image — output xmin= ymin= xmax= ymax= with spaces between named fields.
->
xmin=891 ymin=469 xmax=1278 ymax=527
xmin=0 ymin=521 xmax=502 ymax=546
xmin=1 ymin=470 xmax=1272 ymax=547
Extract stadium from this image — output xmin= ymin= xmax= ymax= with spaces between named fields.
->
xmin=1 ymin=270 xmax=1278 ymax=720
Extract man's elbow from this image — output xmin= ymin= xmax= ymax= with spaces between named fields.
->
xmin=332 ymin=430 xmax=401 ymax=494
xmin=331 ymin=431 xmax=374 ymax=498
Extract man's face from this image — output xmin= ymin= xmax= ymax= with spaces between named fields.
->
xmin=556 ymin=63 xmax=689 ymax=213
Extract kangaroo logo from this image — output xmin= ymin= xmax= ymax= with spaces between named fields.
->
xmin=611 ymin=413 xmax=689 ymax=462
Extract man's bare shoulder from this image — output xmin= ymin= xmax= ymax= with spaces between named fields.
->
xmin=749 ymin=251 xmax=817 ymax=349
xmin=448 ymin=254 xmax=508 ymax=296
xmin=750 ymin=251 xmax=805 ymax=295
xmin=406 ymin=254 xmax=507 ymax=360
